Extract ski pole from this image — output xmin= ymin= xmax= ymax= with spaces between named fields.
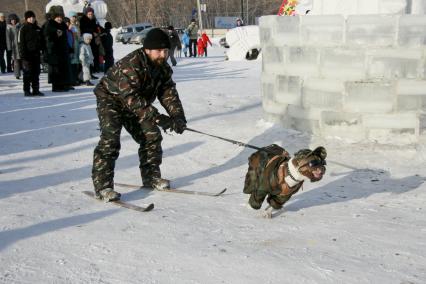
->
xmin=185 ymin=127 xmax=262 ymax=151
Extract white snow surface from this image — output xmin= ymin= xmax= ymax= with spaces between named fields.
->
xmin=1 ymin=42 xmax=425 ymax=284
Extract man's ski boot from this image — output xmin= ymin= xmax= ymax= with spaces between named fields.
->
xmin=96 ymin=188 xmax=121 ymax=202
xmin=145 ymin=178 xmax=170 ymax=190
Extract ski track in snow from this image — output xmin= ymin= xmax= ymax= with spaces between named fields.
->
xmin=0 ymin=41 xmax=425 ymax=284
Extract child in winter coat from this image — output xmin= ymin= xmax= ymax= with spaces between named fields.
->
xmin=197 ymin=38 xmax=204 ymax=57
xmin=80 ymin=33 xmax=94 ymax=86
xmin=181 ymin=31 xmax=190 ymax=57
xmin=201 ymin=32 xmax=212 ymax=57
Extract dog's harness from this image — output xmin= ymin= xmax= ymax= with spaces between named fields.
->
xmin=264 ymin=155 xmax=303 ymax=196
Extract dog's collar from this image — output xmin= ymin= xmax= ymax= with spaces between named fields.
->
xmin=285 ymin=158 xmax=308 ymax=187
xmin=286 ymin=163 xmax=300 ymax=183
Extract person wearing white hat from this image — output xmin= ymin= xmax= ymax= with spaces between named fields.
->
xmin=79 ymin=33 xmax=94 ymax=85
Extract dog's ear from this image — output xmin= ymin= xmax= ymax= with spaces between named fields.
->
xmin=294 ymin=149 xmax=312 ymax=161
xmin=312 ymin=146 xmax=327 ymax=160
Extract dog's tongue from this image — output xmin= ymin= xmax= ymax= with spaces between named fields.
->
xmin=312 ymin=168 xmax=324 ymax=179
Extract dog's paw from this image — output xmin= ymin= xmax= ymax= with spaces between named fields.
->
xmin=262 ymin=207 xmax=273 ymax=219
xmin=262 ymin=205 xmax=285 ymax=219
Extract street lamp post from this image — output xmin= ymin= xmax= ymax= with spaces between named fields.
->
xmin=246 ymin=0 xmax=249 ymax=25
xmin=134 ymin=0 xmax=138 ymax=23
xmin=197 ymin=0 xmax=203 ymax=31
xmin=241 ymin=0 xmax=244 ymax=22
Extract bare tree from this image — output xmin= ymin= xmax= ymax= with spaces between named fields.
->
xmin=0 ymin=0 xmax=282 ymax=28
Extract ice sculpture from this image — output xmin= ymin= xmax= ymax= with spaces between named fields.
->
xmin=45 ymin=0 xmax=108 ymax=25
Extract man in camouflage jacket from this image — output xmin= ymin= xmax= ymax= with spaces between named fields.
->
xmin=92 ymin=28 xmax=187 ymax=201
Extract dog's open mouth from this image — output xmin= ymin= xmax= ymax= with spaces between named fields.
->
xmin=312 ymin=168 xmax=324 ymax=179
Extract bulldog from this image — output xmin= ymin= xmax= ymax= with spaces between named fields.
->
xmin=243 ymin=144 xmax=327 ymax=211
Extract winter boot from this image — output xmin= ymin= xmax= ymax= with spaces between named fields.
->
xmin=24 ymin=91 xmax=34 ymax=96
xmin=144 ymin=178 xmax=170 ymax=190
xmin=52 ymin=85 xmax=67 ymax=92
xmin=85 ymin=81 xmax=94 ymax=86
xmin=33 ymin=90 xmax=45 ymax=96
xmin=95 ymin=188 xmax=121 ymax=201
xmin=152 ymin=178 xmax=170 ymax=190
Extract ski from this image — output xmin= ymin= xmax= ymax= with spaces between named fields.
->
xmin=114 ymin=182 xmax=227 ymax=197
xmin=82 ymin=191 xmax=154 ymax=212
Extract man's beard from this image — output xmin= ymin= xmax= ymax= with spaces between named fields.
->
xmin=152 ymin=58 xmax=165 ymax=66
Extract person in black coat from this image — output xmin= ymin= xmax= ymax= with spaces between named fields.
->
xmin=101 ymin=22 xmax=113 ymax=73
xmin=18 ymin=11 xmax=44 ymax=96
xmin=44 ymin=5 xmax=71 ymax=92
xmin=167 ymin=25 xmax=181 ymax=66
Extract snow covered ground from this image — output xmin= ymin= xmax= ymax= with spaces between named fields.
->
xmin=1 ymin=41 xmax=425 ymax=284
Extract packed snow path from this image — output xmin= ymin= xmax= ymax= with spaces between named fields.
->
xmin=0 ymin=42 xmax=425 ymax=283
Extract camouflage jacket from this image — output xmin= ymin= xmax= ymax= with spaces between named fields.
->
xmin=94 ymin=48 xmax=186 ymax=123
xmin=244 ymin=144 xmax=303 ymax=204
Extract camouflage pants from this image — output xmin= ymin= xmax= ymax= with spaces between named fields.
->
xmin=92 ymin=96 xmax=163 ymax=192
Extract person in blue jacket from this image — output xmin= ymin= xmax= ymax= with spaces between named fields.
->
xmin=181 ymin=31 xmax=190 ymax=57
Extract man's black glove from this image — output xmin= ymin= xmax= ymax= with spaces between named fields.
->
xmin=170 ymin=117 xmax=187 ymax=134
xmin=155 ymin=114 xmax=172 ymax=131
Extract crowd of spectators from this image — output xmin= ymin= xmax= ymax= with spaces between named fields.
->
xmin=0 ymin=8 xmax=219 ymax=96
xmin=0 ymin=5 xmax=114 ymax=96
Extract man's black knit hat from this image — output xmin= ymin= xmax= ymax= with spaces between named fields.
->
xmin=24 ymin=10 xmax=36 ymax=20
xmin=143 ymin=28 xmax=171 ymax=50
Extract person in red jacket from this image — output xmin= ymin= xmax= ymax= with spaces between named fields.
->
xmin=201 ymin=32 xmax=212 ymax=57
xmin=197 ymin=37 xmax=204 ymax=57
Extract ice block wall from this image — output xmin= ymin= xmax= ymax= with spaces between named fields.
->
xmin=260 ymin=14 xmax=426 ymax=144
